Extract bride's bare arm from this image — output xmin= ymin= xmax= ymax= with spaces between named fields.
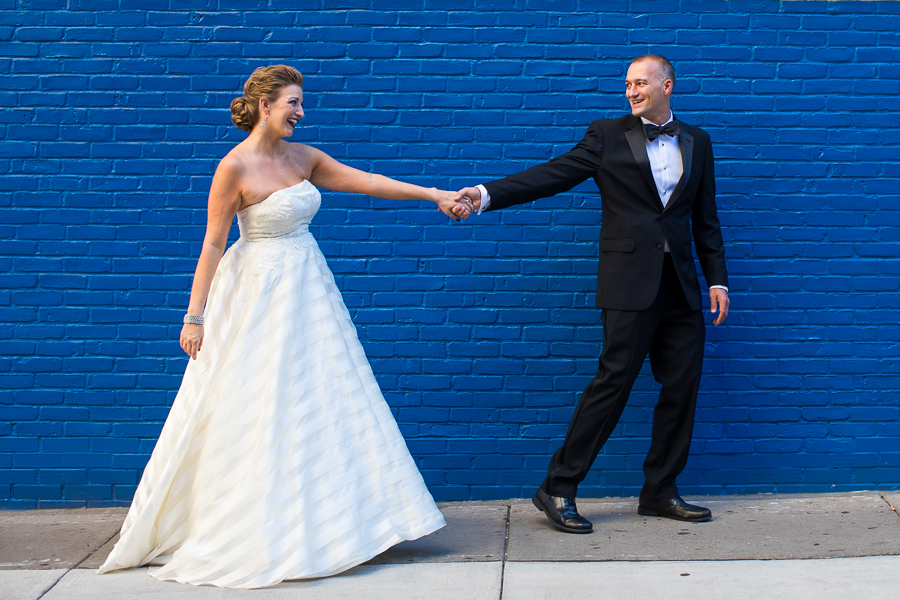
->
xmin=180 ymin=161 xmax=243 ymax=359
xmin=304 ymin=146 xmax=470 ymax=220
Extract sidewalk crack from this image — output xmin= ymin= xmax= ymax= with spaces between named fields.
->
xmin=498 ymin=504 xmax=511 ymax=600
xmin=35 ymin=569 xmax=68 ymax=600
xmin=881 ymin=493 xmax=900 ymax=518
xmin=72 ymin=530 xmax=118 ymax=570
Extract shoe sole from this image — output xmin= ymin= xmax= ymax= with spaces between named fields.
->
xmin=637 ymin=506 xmax=712 ymax=522
xmin=532 ymin=496 xmax=593 ymax=534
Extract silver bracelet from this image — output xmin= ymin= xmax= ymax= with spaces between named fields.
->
xmin=183 ymin=314 xmax=205 ymax=325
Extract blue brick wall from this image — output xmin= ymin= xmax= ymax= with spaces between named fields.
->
xmin=2 ymin=1 xmax=900 ymax=507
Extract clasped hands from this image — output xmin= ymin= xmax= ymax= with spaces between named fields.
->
xmin=434 ymin=187 xmax=482 ymax=221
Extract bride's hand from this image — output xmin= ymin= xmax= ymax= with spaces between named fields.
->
xmin=180 ymin=324 xmax=204 ymax=359
xmin=433 ymin=189 xmax=470 ymax=221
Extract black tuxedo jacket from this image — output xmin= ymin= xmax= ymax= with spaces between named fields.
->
xmin=484 ymin=114 xmax=728 ymax=312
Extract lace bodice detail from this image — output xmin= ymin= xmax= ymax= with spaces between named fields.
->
xmin=230 ymin=181 xmax=322 ymax=303
xmin=237 ymin=180 xmax=320 ymax=240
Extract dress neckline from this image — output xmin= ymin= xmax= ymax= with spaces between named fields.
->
xmin=239 ymin=180 xmax=310 ymax=213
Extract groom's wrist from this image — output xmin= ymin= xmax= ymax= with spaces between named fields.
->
xmin=475 ymin=184 xmax=491 ymax=213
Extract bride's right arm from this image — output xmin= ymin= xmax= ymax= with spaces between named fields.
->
xmin=180 ymin=162 xmax=243 ymax=359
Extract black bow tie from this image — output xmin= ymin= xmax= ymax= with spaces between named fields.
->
xmin=644 ymin=121 xmax=679 ymax=141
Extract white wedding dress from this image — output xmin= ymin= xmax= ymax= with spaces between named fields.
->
xmin=98 ymin=181 xmax=445 ymax=588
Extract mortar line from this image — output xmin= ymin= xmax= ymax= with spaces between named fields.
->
xmin=498 ymin=504 xmax=511 ymax=600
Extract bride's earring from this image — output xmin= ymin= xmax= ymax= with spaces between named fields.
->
xmin=260 ymin=113 xmax=268 ymax=129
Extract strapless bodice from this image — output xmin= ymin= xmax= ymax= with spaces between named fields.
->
xmin=237 ymin=181 xmax=320 ymax=241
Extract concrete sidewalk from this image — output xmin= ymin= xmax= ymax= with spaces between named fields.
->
xmin=2 ymin=491 xmax=900 ymax=599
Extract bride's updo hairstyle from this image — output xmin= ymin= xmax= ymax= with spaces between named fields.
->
xmin=230 ymin=65 xmax=304 ymax=132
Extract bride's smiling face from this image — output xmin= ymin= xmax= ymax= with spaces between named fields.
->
xmin=262 ymin=84 xmax=304 ymax=137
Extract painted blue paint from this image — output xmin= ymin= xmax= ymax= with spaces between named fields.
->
xmin=2 ymin=1 xmax=899 ymax=507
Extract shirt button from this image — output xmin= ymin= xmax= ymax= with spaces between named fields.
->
xmin=657 ymin=244 xmax=663 ymax=250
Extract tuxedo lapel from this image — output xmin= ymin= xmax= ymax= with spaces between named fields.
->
xmin=665 ymin=126 xmax=693 ymax=212
xmin=624 ymin=117 xmax=660 ymax=204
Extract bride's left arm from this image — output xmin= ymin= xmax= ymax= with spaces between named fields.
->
xmin=303 ymin=145 xmax=470 ymax=220
xmin=180 ymin=160 xmax=243 ymax=358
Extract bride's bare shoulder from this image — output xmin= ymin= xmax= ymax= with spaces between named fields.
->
xmin=217 ymin=144 xmax=255 ymax=179
xmin=286 ymin=141 xmax=317 ymax=159
xmin=282 ymin=142 xmax=320 ymax=175
xmin=289 ymin=142 xmax=331 ymax=170
xmin=208 ymin=147 xmax=251 ymax=204
xmin=221 ymin=142 xmax=251 ymax=166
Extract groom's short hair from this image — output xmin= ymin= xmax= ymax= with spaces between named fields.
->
xmin=630 ymin=54 xmax=676 ymax=85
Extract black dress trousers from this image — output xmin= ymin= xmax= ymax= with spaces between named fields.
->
xmin=542 ymin=253 xmax=706 ymax=503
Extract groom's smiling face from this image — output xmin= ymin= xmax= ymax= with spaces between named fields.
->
xmin=625 ymin=59 xmax=673 ymax=125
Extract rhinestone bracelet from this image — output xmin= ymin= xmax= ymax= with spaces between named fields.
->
xmin=183 ymin=314 xmax=205 ymax=325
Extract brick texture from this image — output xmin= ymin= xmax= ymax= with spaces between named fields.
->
xmin=2 ymin=1 xmax=899 ymax=507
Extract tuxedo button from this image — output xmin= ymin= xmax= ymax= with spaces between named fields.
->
xmin=657 ymin=244 xmax=663 ymax=250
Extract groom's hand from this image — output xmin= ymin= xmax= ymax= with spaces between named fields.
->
xmin=454 ymin=187 xmax=482 ymax=218
xmin=434 ymin=189 xmax=466 ymax=221
xmin=710 ymin=288 xmax=730 ymax=326
xmin=452 ymin=195 xmax=474 ymax=219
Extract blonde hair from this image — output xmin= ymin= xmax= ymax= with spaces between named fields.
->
xmin=230 ymin=65 xmax=304 ymax=132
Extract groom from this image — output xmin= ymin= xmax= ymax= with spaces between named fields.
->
xmin=455 ymin=55 xmax=729 ymax=533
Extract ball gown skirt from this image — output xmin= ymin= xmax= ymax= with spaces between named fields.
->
xmin=97 ymin=181 xmax=445 ymax=588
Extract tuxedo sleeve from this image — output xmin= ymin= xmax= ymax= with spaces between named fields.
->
xmin=482 ymin=121 xmax=603 ymax=211
xmin=691 ymin=137 xmax=729 ymax=289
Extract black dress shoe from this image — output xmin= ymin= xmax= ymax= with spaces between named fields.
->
xmin=638 ymin=497 xmax=712 ymax=522
xmin=532 ymin=488 xmax=593 ymax=534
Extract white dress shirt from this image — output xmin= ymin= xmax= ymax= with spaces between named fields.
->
xmin=475 ymin=112 xmax=727 ymax=293
xmin=642 ymin=112 xmax=682 ymax=251
xmin=643 ymin=112 xmax=682 ymax=211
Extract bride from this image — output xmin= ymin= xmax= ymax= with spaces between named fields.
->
xmin=98 ymin=65 xmax=470 ymax=589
